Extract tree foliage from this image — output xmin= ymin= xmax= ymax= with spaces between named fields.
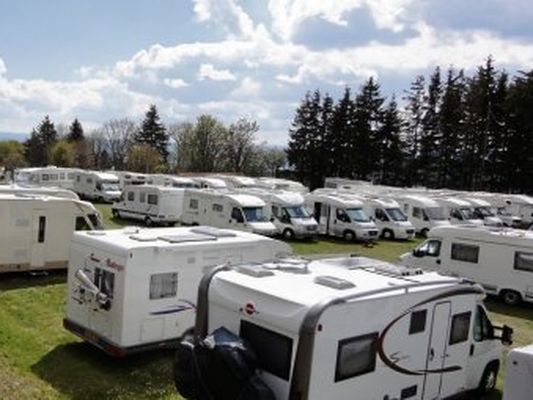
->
xmin=134 ymin=105 xmax=169 ymax=162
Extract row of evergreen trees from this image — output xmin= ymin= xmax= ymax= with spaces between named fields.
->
xmin=288 ymin=58 xmax=533 ymax=193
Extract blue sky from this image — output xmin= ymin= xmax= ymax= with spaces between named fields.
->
xmin=1 ymin=0 xmax=533 ymax=145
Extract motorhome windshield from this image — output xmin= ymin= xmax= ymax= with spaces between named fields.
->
xmin=474 ymin=206 xmax=494 ymax=218
xmin=345 ymin=208 xmax=370 ymax=222
xmin=284 ymin=205 xmax=310 ymax=219
xmin=101 ymin=183 xmax=120 ymax=192
xmin=242 ymin=207 xmax=267 ymax=222
xmin=425 ymin=207 xmax=446 ymax=220
xmin=459 ymin=207 xmax=479 ymax=220
xmin=385 ymin=208 xmax=407 ymax=221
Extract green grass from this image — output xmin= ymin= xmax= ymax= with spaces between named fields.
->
xmin=0 ymin=204 xmax=531 ymax=399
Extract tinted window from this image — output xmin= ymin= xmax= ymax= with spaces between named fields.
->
xmin=232 ymin=207 xmax=244 ymax=223
xmin=514 ymin=252 xmax=533 ymax=273
xmin=449 ymin=312 xmax=471 ymax=345
xmin=150 ymin=273 xmax=178 ymax=299
xmin=139 ymin=192 xmax=146 ymax=203
xmin=147 ymin=194 xmax=158 ymax=205
xmin=38 ymin=216 xmax=46 ymax=243
xmin=335 ymin=332 xmax=378 ymax=382
xmin=451 ymin=243 xmax=479 ymax=263
xmin=75 ymin=216 xmax=91 ymax=231
xmin=42 ymin=174 xmax=49 ymax=181
xmin=240 ymin=320 xmax=293 ymax=380
xmin=409 ymin=310 xmax=427 ymax=334
xmin=127 ymin=191 xmax=135 ymax=201
xmin=189 ymin=199 xmax=199 ymax=209
xmin=474 ymin=306 xmax=494 ymax=342
xmin=213 ymin=203 xmax=223 ymax=212
xmin=412 ymin=207 xmax=421 ymax=218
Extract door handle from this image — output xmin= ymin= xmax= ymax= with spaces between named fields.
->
xmin=470 ymin=344 xmax=475 ymax=356
xmin=429 ymin=348 xmax=435 ymax=361
xmin=436 ymin=259 xmax=441 ymax=265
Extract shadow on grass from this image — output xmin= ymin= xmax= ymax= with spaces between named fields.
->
xmin=32 ymin=342 xmax=176 ymax=400
xmin=485 ymin=297 xmax=533 ymax=320
xmin=0 ymin=270 xmax=67 ymax=291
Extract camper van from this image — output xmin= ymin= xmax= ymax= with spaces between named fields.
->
xmin=460 ymin=196 xmax=504 ymax=227
xmin=239 ymin=190 xmax=318 ymax=239
xmin=0 ymin=184 xmax=79 ymax=200
xmin=148 ymin=174 xmax=198 ymax=188
xmin=432 ymin=197 xmax=485 ymax=227
xmin=214 ymin=175 xmax=259 ymax=189
xmin=400 ymin=225 xmax=533 ymax=305
xmin=304 ymin=192 xmax=379 ymax=241
xmin=15 ymin=166 xmax=79 ymax=190
xmin=192 ymin=177 xmax=228 ymax=190
xmin=109 ymin=171 xmax=148 ymax=189
xmin=256 ymin=177 xmax=308 ymax=193
xmin=0 ymin=194 xmax=102 ymax=273
xmin=176 ymin=256 xmax=512 ymax=400
xmin=361 ymin=197 xmax=415 ymax=240
xmin=181 ymin=190 xmax=278 ymax=236
xmin=63 ymin=226 xmax=291 ymax=356
xmin=502 ymin=344 xmax=533 ymax=400
xmin=499 ymin=195 xmax=533 ymax=228
xmin=112 ymin=185 xmax=184 ymax=226
xmin=74 ymin=171 xmax=121 ymax=202
xmin=394 ymin=194 xmax=450 ymax=236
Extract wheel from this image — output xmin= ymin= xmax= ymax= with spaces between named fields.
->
xmin=282 ymin=228 xmax=295 ymax=240
xmin=420 ymin=228 xmax=429 ymax=238
xmin=477 ymin=363 xmax=499 ymax=396
xmin=145 ymin=217 xmax=153 ymax=227
xmin=343 ymin=230 xmax=355 ymax=242
xmin=501 ymin=290 xmax=522 ymax=306
xmin=382 ymin=229 xmax=394 ymax=240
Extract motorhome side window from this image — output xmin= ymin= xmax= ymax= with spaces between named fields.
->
xmin=335 ymin=332 xmax=378 ymax=382
xmin=449 ymin=312 xmax=471 ymax=345
xmin=87 ymin=178 xmax=93 ymax=184
xmin=189 ymin=199 xmax=198 ymax=209
xmin=212 ymin=203 xmax=223 ymax=212
xmin=139 ymin=192 xmax=146 ymax=203
xmin=474 ymin=306 xmax=494 ymax=342
xmin=149 ymin=273 xmax=178 ymax=300
xmin=336 ymin=209 xmax=349 ymax=222
xmin=451 ymin=243 xmax=479 ymax=263
xmin=147 ymin=194 xmax=158 ymax=205
xmin=409 ymin=310 xmax=427 ymax=334
xmin=514 ymin=251 xmax=533 ymax=273
xmin=231 ymin=207 xmax=244 ymax=223
xmin=418 ymin=240 xmax=441 ymax=257
xmin=38 ymin=216 xmax=46 ymax=243
xmin=412 ymin=207 xmax=421 ymax=218
xmin=375 ymin=208 xmax=388 ymax=221
xmin=94 ymin=268 xmax=114 ymax=299
xmin=127 ymin=191 xmax=134 ymax=201
xmin=239 ymin=320 xmax=293 ymax=381
xmin=42 ymin=174 xmax=49 ymax=181
xmin=75 ymin=216 xmax=91 ymax=231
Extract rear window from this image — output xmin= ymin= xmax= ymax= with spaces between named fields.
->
xmin=514 ymin=252 xmax=533 ymax=273
xmin=147 ymin=194 xmax=158 ymax=205
xmin=451 ymin=243 xmax=479 ymax=264
xmin=335 ymin=332 xmax=378 ymax=382
xmin=240 ymin=320 xmax=293 ymax=381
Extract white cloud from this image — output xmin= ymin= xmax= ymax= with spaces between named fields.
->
xmin=197 ymin=63 xmax=237 ymax=81
xmin=230 ymin=77 xmax=262 ymax=98
xmin=163 ymin=78 xmax=189 ymax=89
xmin=192 ymin=0 xmax=258 ymax=39
xmin=0 ymin=58 xmax=6 ymax=78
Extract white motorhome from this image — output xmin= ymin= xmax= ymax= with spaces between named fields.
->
xmin=109 ymin=170 xmax=148 ymax=189
xmin=239 ymin=190 xmax=318 ymax=239
xmin=361 ymin=197 xmax=415 ymax=240
xmin=461 ymin=196 xmax=504 ymax=227
xmin=74 ymin=171 xmax=121 ymax=202
xmin=112 ymin=185 xmax=184 ymax=226
xmin=500 ymin=195 xmax=533 ymax=228
xmin=256 ymin=177 xmax=309 ymax=193
xmin=394 ymin=194 xmax=450 ymax=236
xmin=502 ymin=344 xmax=533 ymax=400
xmin=148 ymin=174 xmax=198 ymax=189
xmin=400 ymin=225 xmax=533 ymax=305
xmin=192 ymin=177 xmax=228 ymax=190
xmin=214 ymin=175 xmax=259 ymax=189
xmin=63 ymin=226 xmax=291 ymax=356
xmin=477 ymin=193 xmax=522 ymax=228
xmin=0 ymin=193 xmax=103 ymax=273
xmin=0 ymin=184 xmax=79 ymax=200
xmin=179 ymin=256 xmax=512 ymax=400
xmin=15 ymin=166 xmax=79 ymax=190
xmin=181 ymin=189 xmax=278 ymax=236
xmin=304 ymin=191 xmax=379 ymax=241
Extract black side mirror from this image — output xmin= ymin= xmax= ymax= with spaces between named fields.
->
xmin=494 ymin=325 xmax=513 ymax=345
xmin=413 ymin=249 xmax=424 ymax=258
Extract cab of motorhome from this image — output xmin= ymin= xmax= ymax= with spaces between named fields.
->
xmin=112 ymin=185 xmax=184 ymax=226
xmin=179 ymin=256 xmax=512 ymax=400
xmin=181 ymin=189 xmax=278 ymax=236
xmin=305 ymin=191 xmax=379 ymax=241
xmin=74 ymin=171 xmax=121 ymax=202
xmin=400 ymin=225 xmax=533 ymax=305
xmin=433 ymin=197 xmax=485 ymax=227
xmin=64 ymin=226 xmax=292 ymax=356
xmin=109 ymin=170 xmax=148 ymax=189
xmin=361 ymin=197 xmax=415 ymax=240
xmin=394 ymin=194 xmax=450 ymax=236
xmin=461 ymin=197 xmax=503 ymax=227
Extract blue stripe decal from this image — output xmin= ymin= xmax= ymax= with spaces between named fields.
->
xmin=150 ymin=299 xmax=196 ymax=316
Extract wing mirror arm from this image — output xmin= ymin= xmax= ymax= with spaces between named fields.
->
xmin=75 ymin=269 xmax=110 ymax=309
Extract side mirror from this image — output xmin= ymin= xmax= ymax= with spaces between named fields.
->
xmin=412 ymin=249 xmax=424 ymax=258
xmin=500 ymin=325 xmax=513 ymax=345
xmin=270 ymin=217 xmax=275 ymax=222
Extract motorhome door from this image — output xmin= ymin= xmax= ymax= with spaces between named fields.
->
xmin=423 ymin=301 xmax=451 ymax=399
xmin=30 ymin=210 xmax=47 ymax=268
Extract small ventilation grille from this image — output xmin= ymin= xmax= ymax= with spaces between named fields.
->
xmin=314 ymin=275 xmax=355 ymax=290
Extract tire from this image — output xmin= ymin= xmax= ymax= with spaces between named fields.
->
xmin=145 ymin=217 xmax=153 ymax=227
xmin=382 ymin=229 xmax=394 ymax=240
xmin=343 ymin=230 xmax=355 ymax=242
xmin=501 ymin=290 xmax=522 ymax=306
xmin=420 ymin=228 xmax=429 ymax=238
xmin=282 ymin=228 xmax=295 ymax=240
xmin=477 ymin=362 xmax=499 ymax=397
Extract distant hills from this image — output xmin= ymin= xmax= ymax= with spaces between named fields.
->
xmin=0 ymin=132 xmax=29 ymax=142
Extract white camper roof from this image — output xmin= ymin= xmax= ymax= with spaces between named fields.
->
xmin=214 ymin=257 xmax=464 ymax=315
xmin=124 ymin=184 xmax=183 ymax=193
xmin=0 ymin=193 xmax=97 ymax=211
xmin=429 ymin=225 xmax=533 ymax=246
xmin=0 ymin=184 xmax=79 ymax=199
xmin=434 ymin=197 xmax=472 ymax=207
xmin=394 ymin=194 xmax=442 ymax=208
xmin=306 ymin=192 xmax=365 ymax=208
xmin=363 ymin=196 xmax=400 ymax=208
xmin=461 ymin=197 xmax=491 ymax=207
xmin=240 ymin=189 xmax=304 ymax=206
xmin=72 ymin=226 xmax=289 ymax=256
xmin=225 ymin=193 xmax=266 ymax=207
xmin=194 ymin=177 xmax=228 ymax=188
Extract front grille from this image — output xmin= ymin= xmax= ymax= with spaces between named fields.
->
xmin=369 ymin=230 xmax=378 ymax=236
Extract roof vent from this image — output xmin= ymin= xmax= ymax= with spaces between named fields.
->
xmin=191 ymin=226 xmax=237 ymax=238
xmin=158 ymin=233 xmax=216 ymax=243
xmin=314 ymin=275 xmax=355 ymax=290
xmin=129 ymin=234 xmax=158 ymax=242
xmin=263 ymin=259 xmax=310 ymax=274
xmin=369 ymin=264 xmax=423 ymax=276
xmin=236 ymin=265 xmax=275 ymax=278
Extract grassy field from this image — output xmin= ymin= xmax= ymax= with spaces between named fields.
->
xmin=0 ymin=203 xmax=531 ymax=399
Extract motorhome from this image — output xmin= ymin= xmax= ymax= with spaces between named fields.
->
xmin=0 ymin=184 xmax=79 ymax=200
xmin=460 ymin=196 xmax=504 ymax=227
xmin=361 ymin=197 xmax=415 ymax=240
xmin=256 ymin=177 xmax=309 ymax=193
xmin=112 ymin=185 xmax=184 ymax=226
xmin=0 ymin=193 xmax=103 ymax=273
xmin=63 ymin=226 xmax=292 ymax=356
xmin=214 ymin=175 xmax=259 ymax=189
xmin=477 ymin=193 xmax=522 ymax=228
xmin=502 ymin=344 xmax=533 ymax=400
xmin=177 ymin=256 xmax=512 ymax=400
xmin=15 ymin=166 xmax=79 ymax=190
xmin=239 ymin=189 xmax=318 ymax=239
xmin=147 ymin=174 xmax=198 ymax=189
xmin=109 ymin=171 xmax=148 ymax=189
xmin=304 ymin=191 xmax=379 ymax=241
xmin=74 ymin=171 xmax=121 ymax=202
xmin=191 ymin=177 xmax=228 ymax=190
xmin=0 ymin=167 xmax=8 ymax=184
xmin=394 ymin=194 xmax=450 ymax=236
xmin=181 ymin=189 xmax=278 ymax=236
xmin=431 ymin=197 xmax=486 ymax=227
xmin=400 ymin=225 xmax=533 ymax=305
xmin=499 ymin=194 xmax=533 ymax=228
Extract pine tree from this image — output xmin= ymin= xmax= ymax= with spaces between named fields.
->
xmin=135 ymin=105 xmax=169 ymax=162
xmin=320 ymin=93 xmax=336 ymax=178
xmin=67 ymin=118 xmax=84 ymax=142
xmin=403 ymin=75 xmax=425 ymax=186
xmin=23 ymin=116 xmax=57 ymax=166
xmin=330 ymin=87 xmax=355 ymax=178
